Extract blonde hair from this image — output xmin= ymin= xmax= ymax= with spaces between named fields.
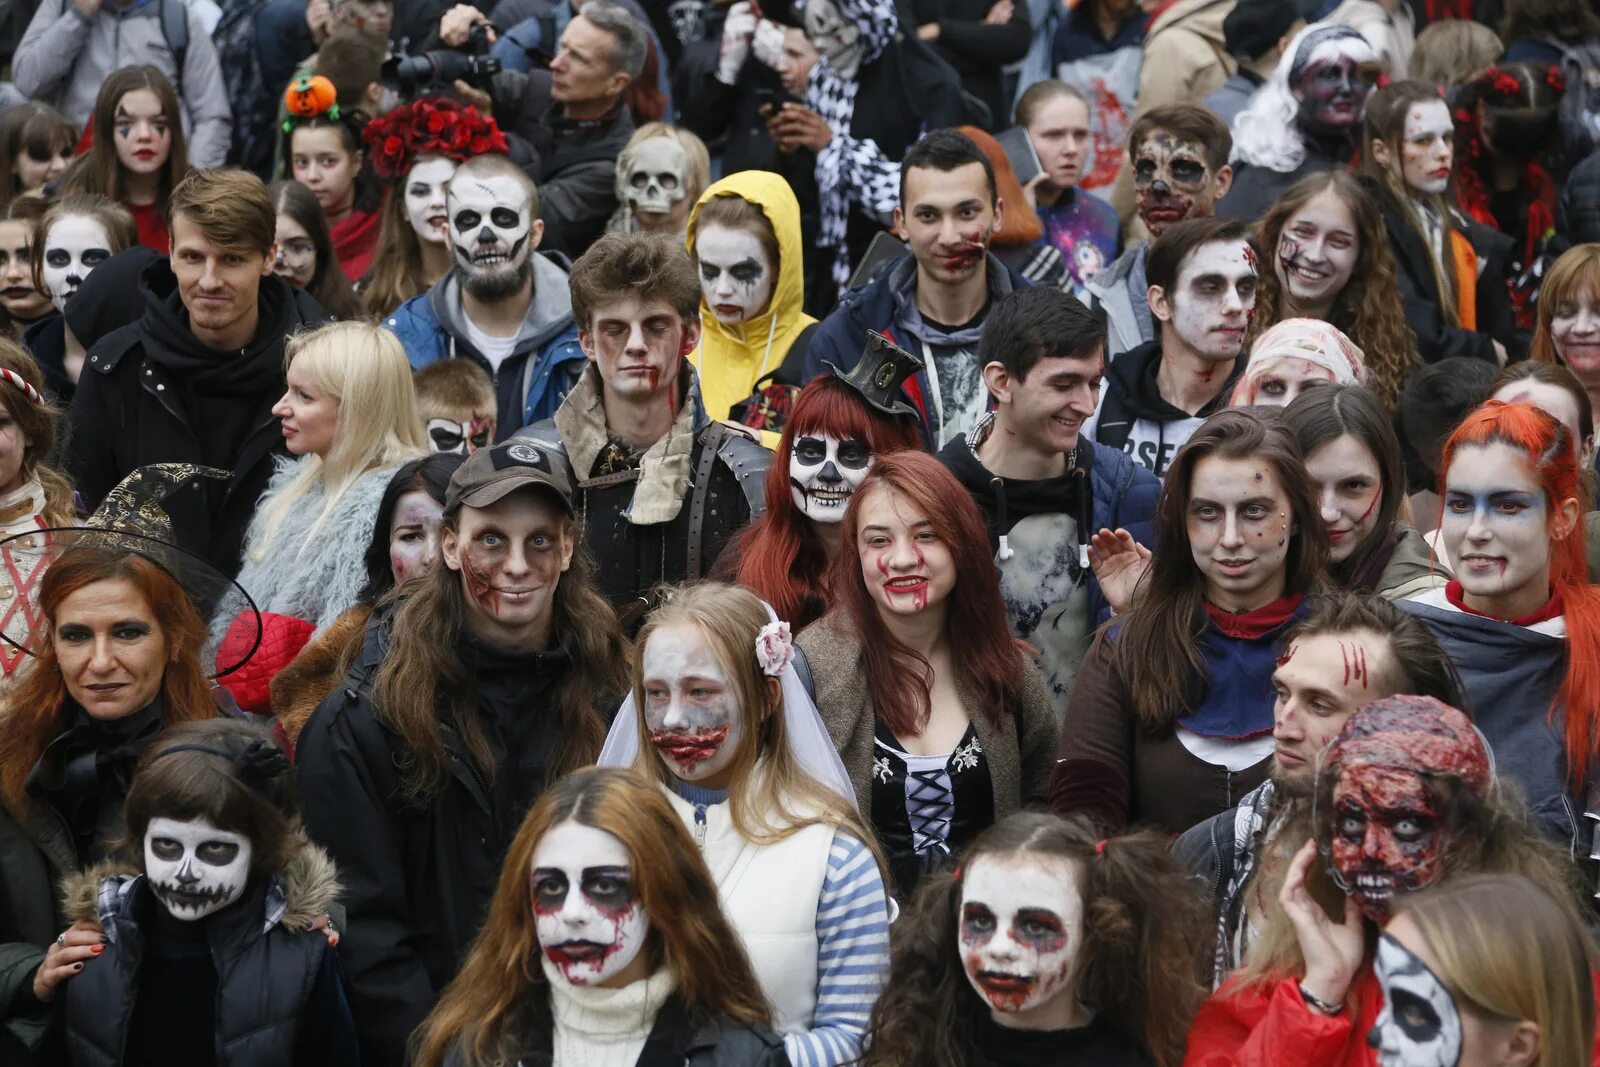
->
xmin=247 ymin=321 xmax=426 ymax=560
xmin=1409 ymin=19 xmax=1503 ymax=87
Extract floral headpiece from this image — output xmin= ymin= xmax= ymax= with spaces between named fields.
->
xmin=755 ymin=620 xmax=794 ymax=678
xmin=282 ymin=75 xmax=341 ymax=135
xmin=363 ymin=97 xmax=510 ymax=180
xmin=1473 ymin=65 xmax=1564 ymax=108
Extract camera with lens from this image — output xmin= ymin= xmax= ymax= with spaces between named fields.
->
xmin=384 ymin=21 xmax=502 ymax=97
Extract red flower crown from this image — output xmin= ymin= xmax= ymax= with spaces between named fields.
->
xmin=362 ymin=97 xmax=510 ymax=180
xmin=1474 ymin=65 xmax=1565 ymax=106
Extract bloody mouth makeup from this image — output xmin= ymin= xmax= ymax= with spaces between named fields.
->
xmin=531 ymin=821 xmax=647 ymax=987
xmin=1132 ymin=133 xmax=1212 ymax=237
xmin=856 ymin=485 xmax=957 ymax=619
xmin=958 ymin=854 xmax=1083 ymax=1021
xmin=1441 ymin=441 xmax=1552 ymax=620
xmin=641 ymin=623 xmax=743 ymax=787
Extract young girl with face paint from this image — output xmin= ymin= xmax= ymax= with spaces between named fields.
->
xmin=58 ymin=66 xmax=191 ymax=254
xmin=1285 ymin=383 xmax=1445 ymax=600
xmin=686 ymin=172 xmax=817 ymax=429
xmin=1053 ymin=409 xmax=1328 ymax=836
xmin=601 ymin=581 xmax=893 ymax=1067
xmin=1401 ymin=400 xmax=1600 ymax=852
xmin=1531 ymin=244 xmax=1600 ymax=425
xmin=1375 ymin=874 xmax=1596 ymax=1067
xmin=1250 ymin=172 xmax=1418 ymax=409
xmin=1229 ymin=319 xmax=1366 ymax=409
xmin=283 ymin=76 xmax=382 ymax=283
xmin=57 ymin=718 xmax=358 ymax=1067
xmin=413 ymin=767 xmax=788 ymax=1067
xmin=1358 ymin=80 xmax=1519 ymax=368
xmin=798 ymin=452 xmax=1060 ymax=898
xmin=866 ymin=813 xmax=1211 ymax=1067
xmin=22 ymin=194 xmax=137 ymax=399
xmin=268 ymin=181 xmax=366 ymax=322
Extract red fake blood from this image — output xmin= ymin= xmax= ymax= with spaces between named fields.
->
xmin=1355 ymin=487 xmax=1383 ymax=526
xmin=974 ymin=969 xmax=1037 ymax=1012
xmin=1276 ymin=643 xmax=1297 ymax=668
xmin=650 ymin=727 xmax=729 ymax=772
xmin=912 ymin=543 xmax=928 ymax=611
xmin=460 ymin=549 xmax=500 ymax=615
xmin=1242 ymin=245 xmax=1258 ymax=272
xmin=646 ymin=366 xmax=660 ymax=390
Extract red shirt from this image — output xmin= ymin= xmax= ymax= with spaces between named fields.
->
xmin=330 ymin=206 xmax=382 ymax=284
xmin=126 ymin=201 xmax=169 ymax=253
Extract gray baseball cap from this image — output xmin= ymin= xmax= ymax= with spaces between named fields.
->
xmin=445 ymin=439 xmax=575 ymax=514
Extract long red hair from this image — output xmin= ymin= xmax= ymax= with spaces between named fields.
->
xmin=1440 ymin=400 xmax=1600 ymax=786
xmin=733 ymin=376 xmax=919 ymax=630
xmin=828 ymin=451 xmax=1024 ymax=736
xmin=0 ymin=547 xmax=217 ymax=812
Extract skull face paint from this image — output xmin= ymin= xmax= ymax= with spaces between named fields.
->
xmin=405 ymin=156 xmax=456 ymax=246
xmin=642 ymin=622 xmax=744 ymax=787
xmin=696 ymin=223 xmax=774 ymax=325
xmin=618 ymin=137 xmax=689 ymax=219
xmin=531 ymin=821 xmax=648 ymax=987
xmin=790 ymin=434 xmax=872 ymax=522
xmin=1369 ymin=932 xmax=1463 ymax=1067
xmin=1293 ymin=54 xmax=1372 ymax=131
xmin=426 ymin=415 xmax=493 ymax=454
xmin=41 ymin=215 xmax=113 ymax=313
xmin=144 ymin=816 xmax=253 ymax=921
xmin=449 ymin=174 xmax=533 ymax=301
xmin=1132 ymin=133 xmax=1214 ymax=237
xmin=1330 ymin=764 xmax=1443 ymax=922
xmin=802 ymin=0 xmax=864 ymax=80
xmin=958 ymin=854 xmax=1083 ymax=1020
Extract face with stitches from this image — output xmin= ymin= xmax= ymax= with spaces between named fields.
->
xmin=696 ymin=223 xmax=775 ymax=325
xmin=642 ymin=622 xmax=746 ymax=788
xmin=531 ymin=821 xmax=648 ymax=987
xmin=449 ymin=172 xmax=538 ymax=301
xmin=1132 ymin=132 xmax=1224 ymax=236
xmin=1275 ymin=188 xmax=1359 ymax=316
xmin=144 ymin=816 xmax=253 ymax=921
xmin=405 ymin=156 xmax=456 ymax=245
xmin=1271 ymin=630 xmax=1396 ymax=795
xmin=41 ymin=215 xmax=113 ymax=313
xmin=1155 ymin=239 xmax=1257 ymax=362
xmin=1442 ymin=441 xmax=1556 ymax=619
xmin=790 ymin=434 xmax=872 ymax=523
xmin=1186 ymin=454 xmax=1294 ymax=613
xmin=856 ymin=483 xmax=957 ymax=619
xmin=1305 ymin=433 xmax=1384 ymax=564
xmin=959 ymin=853 xmax=1084 ymax=1022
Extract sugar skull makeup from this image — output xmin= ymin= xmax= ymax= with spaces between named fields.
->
xmin=1132 ymin=133 xmax=1213 ymax=237
xmin=1369 ymin=932 xmax=1463 ymax=1067
xmin=803 ymin=0 xmax=864 ymax=80
xmin=790 ymin=434 xmax=871 ymax=523
xmin=642 ymin=622 xmax=744 ymax=786
xmin=144 ymin=816 xmax=253 ymax=921
xmin=41 ymin=215 xmax=112 ymax=313
xmin=449 ymin=174 xmax=533 ymax=299
xmin=696 ymin=223 xmax=774 ymax=325
xmin=958 ymin=854 xmax=1083 ymax=1019
xmin=531 ymin=821 xmax=647 ymax=987
xmin=618 ymin=137 xmax=689 ymax=220
xmin=426 ymin=415 xmax=493 ymax=454
xmin=1441 ymin=441 xmax=1551 ymax=615
xmin=405 ymin=156 xmax=456 ymax=246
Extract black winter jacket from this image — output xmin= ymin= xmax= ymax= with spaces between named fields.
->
xmin=65 ymin=264 xmax=327 ymax=577
xmin=906 ymin=0 xmax=1030 ymax=133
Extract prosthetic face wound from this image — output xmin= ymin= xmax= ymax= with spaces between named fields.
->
xmin=532 ymin=822 xmax=648 ymax=986
xmin=618 ymin=137 xmax=690 ymax=218
xmin=641 ymin=623 xmax=745 ymax=786
xmin=790 ymin=434 xmax=872 ymax=523
xmin=1369 ymin=933 xmax=1464 ymax=1067
xmin=449 ymin=175 xmax=533 ymax=281
xmin=803 ymin=0 xmax=864 ymax=80
xmin=958 ymin=855 xmax=1083 ymax=1019
xmin=42 ymin=215 xmax=113 ymax=314
xmin=696 ymin=223 xmax=775 ymax=325
xmin=143 ymin=816 xmax=253 ymax=922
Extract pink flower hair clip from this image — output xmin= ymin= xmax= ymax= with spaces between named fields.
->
xmin=755 ymin=620 xmax=795 ymax=677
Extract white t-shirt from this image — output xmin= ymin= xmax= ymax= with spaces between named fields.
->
xmin=461 ymin=315 xmax=519 ymax=374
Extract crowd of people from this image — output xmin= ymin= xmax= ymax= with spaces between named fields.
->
xmin=0 ymin=0 xmax=1596 ymax=1063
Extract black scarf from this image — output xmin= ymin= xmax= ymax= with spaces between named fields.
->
xmin=26 ymin=700 xmax=166 ymax=863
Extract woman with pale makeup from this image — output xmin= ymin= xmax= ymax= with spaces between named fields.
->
xmin=1531 ymin=244 xmax=1600 ymax=424
xmin=798 ymin=451 xmax=1058 ymax=899
xmin=865 ymin=813 xmax=1211 ymax=1067
xmin=268 ymin=181 xmax=366 ymax=322
xmin=601 ymin=580 xmax=892 ymax=1067
xmin=412 ymin=768 xmax=789 ymax=1067
xmin=1229 ymin=318 xmax=1365 ymax=409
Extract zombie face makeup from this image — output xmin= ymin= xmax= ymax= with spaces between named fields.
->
xmin=896 ymin=162 xmax=997 ymax=287
xmin=790 ymin=434 xmax=872 ymax=523
xmin=144 ymin=816 xmax=253 ymax=921
xmin=1442 ymin=441 xmax=1552 ymax=620
xmin=1160 ymin=240 xmax=1256 ymax=362
xmin=580 ymin=295 xmax=692 ymax=404
xmin=1187 ymin=454 xmax=1293 ymax=613
xmin=0 ymin=220 xmax=49 ymax=322
xmin=531 ymin=821 xmax=648 ymax=987
xmin=1247 ymin=358 xmax=1337 ymax=407
xmin=696 ymin=223 xmax=774 ymax=325
xmin=425 ymin=415 xmax=494 ymax=454
xmin=618 ymin=137 xmax=690 ymax=228
xmin=1398 ymin=100 xmax=1454 ymax=197
xmin=273 ymin=213 xmax=317 ymax=288
xmin=1305 ymin=434 xmax=1384 ymax=565
xmin=856 ymin=484 xmax=957 ymax=618
xmin=1271 ymin=631 xmax=1394 ymax=796
xmin=641 ymin=622 xmax=744 ymax=788
xmin=442 ymin=490 xmax=575 ymax=647
xmin=958 ymin=854 xmax=1083 ymax=1022
xmin=1275 ymin=189 xmax=1359 ymax=317
xmin=1132 ymin=132 xmax=1215 ymax=237
xmin=1370 ymin=930 xmax=1464 ymax=1067
xmin=1292 ymin=50 xmax=1373 ymax=131
xmin=449 ymin=174 xmax=534 ymax=301
xmin=388 ymin=489 xmax=447 ymax=586
xmin=803 ymin=0 xmax=864 ymax=80
xmin=405 ymin=156 xmax=455 ymax=246
xmin=1548 ymin=289 xmax=1600 ymax=402
xmin=41 ymin=215 xmax=112 ymax=313
xmin=1330 ymin=765 xmax=1442 ymax=922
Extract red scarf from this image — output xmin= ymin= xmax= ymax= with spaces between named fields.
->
xmin=1444 ymin=579 xmax=1565 ymax=626
xmin=1204 ymin=593 xmax=1304 ymax=640
xmin=330 ymin=206 xmax=383 ymax=284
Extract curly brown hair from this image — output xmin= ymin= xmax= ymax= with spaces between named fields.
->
xmin=1252 ymin=172 xmax=1419 ymax=408
xmin=863 ymin=813 xmax=1209 ymax=1067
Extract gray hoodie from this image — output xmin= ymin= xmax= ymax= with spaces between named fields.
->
xmin=1084 ymin=240 xmax=1153 ymax=362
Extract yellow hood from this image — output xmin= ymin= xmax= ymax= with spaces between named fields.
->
xmin=686 ymin=170 xmax=815 ymax=424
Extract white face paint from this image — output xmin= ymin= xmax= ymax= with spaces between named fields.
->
xmin=1167 ymin=239 xmax=1257 ymax=362
xmin=958 ymin=854 xmax=1084 ymax=1021
xmin=388 ymin=489 xmax=447 ymax=587
xmin=143 ymin=815 xmax=253 ymax=921
xmin=641 ymin=622 xmax=744 ymax=787
xmin=448 ymin=174 xmax=533 ymax=295
xmin=696 ymin=223 xmax=775 ymax=325
xmin=803 ymin=0 xmax=864 ymax=80
xmin=1370 ymin=933 xmax=1463 ymax=1067
xmin=405 ymin=156 xmax=456 ymax=246
xmin=1399 ymin=100 xmax=1455 ymax=197
xmin=789 ymin=433 xmax=872 ymax=523
xmin=531 ymin=821 xmax=648 ymax=987
xmin=425 ymin=415 xmax=494 ymax=454
xmin=41 ymin=215 xmax=113 ymax=314
xmin=617 ymin=137 xmax=690 ymax=218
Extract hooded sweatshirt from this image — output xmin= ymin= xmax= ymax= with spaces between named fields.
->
xmin=1084 ymin=339 xmax=1241 ymax=477
xmin=686 ymin=171 xmax=816 ymax=426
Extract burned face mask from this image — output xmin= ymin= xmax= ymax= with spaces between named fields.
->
xmin=617 ymin=137 xmax=689 ymax=219
xmin=1132 ymin=133 xmax=1213 ymax=237
xmin=144 ymin=816 xmax=253 ymax=921
xmin=1369 ymin=933 xmax=1463 ymax=1067
xmin=449 ymin=174 xmax=533 ymax=302
xmin=790 ymin=434 xmax=872 ymax=523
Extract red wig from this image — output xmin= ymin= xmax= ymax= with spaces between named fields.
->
xmin=827 ymin=451 xmax=1025 ymax=737
xmin=1440 ymin=400 xmax=1600 ymax=787
xmin=733 ymin=376 xmax=919 ymax=629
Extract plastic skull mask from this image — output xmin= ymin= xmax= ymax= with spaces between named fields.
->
xmin=618 ymin=137 xmax=690 ymax=217
xmin=803 ymin=0 xmax=864 ymax=80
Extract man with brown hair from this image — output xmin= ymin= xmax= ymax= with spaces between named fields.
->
xmin=67 ymin=168 xmax=327 ymax=576
xmin=515 ymin=232 xmax=769 ymax=626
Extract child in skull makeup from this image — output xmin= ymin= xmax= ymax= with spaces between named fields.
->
xmin=414 ymin=358 xmax=497 ymax=455
xmin=58 ymin=718 xmax=357 ymax=1067
xmin=22 ymin=194 xmax=135 ymax=401
xmin=599 ymin=580 xmax=893 ymax=1067
xmin=866 ymin=812 xmax=1211 ymax=1067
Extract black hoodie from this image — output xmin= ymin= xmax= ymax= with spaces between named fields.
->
xmin=67 ymin=262 xmax=326 ymax=576
xmin=1084 ymin=340 xmax=1240 ymax=478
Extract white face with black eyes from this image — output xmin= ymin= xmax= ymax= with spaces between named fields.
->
xmin=143 ymin=816 xmax=253 ymax=921
xmin=41 ymin=215 xmax=113 ymax=313
xmin=789 ymin=433 xmax=872 ymax=523
xmin=1370 ymin=932 xmax=1463 ymax=1067
xmin=695 ymin=223 xmax=774 ymax=325
xmin=448 ymin=174 xmax=533 ymax=294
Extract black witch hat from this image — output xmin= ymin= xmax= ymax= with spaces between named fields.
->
xmin=0 ymin=464 xmax=262 ymax=677
xmin=827 ymin=331 xmax=925 ymax=420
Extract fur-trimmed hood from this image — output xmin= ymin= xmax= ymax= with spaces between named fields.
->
xmin=61 ymin=836 xmax=340 ymax=935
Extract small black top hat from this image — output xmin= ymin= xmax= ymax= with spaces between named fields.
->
xmin=827 ymin=331 xmax=925 ymax=420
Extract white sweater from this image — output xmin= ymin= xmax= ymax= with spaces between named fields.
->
xmin=544 ymin=959 xmax=677 ymax=1067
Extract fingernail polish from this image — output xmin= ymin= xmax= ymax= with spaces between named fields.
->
xmin=73 ymin=963 xmax=82 ymax=971
xmin=91 ymin=945 xmax=103 ymax=954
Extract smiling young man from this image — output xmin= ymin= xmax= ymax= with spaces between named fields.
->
xmin=936 ymin=285 xmax=1157 ymax=719
xmin=67 ymin=168 xmax=326 ymax=576
xmin=1085 ymin=216 xmax=1257 ymax=478
xmin=515 ymin=232 xmax=769 ymax=627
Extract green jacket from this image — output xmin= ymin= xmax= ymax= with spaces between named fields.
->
xmin=0 ymin=795 xmax=79 ymax=1064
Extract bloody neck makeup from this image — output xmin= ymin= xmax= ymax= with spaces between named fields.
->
xmin=958 ymin=854 xmax=1086 ymax=1030
xmin=641 ymin=623 xmax=744 ymax=788
xmin=532 ymin=821 xmax=648 ymax=987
